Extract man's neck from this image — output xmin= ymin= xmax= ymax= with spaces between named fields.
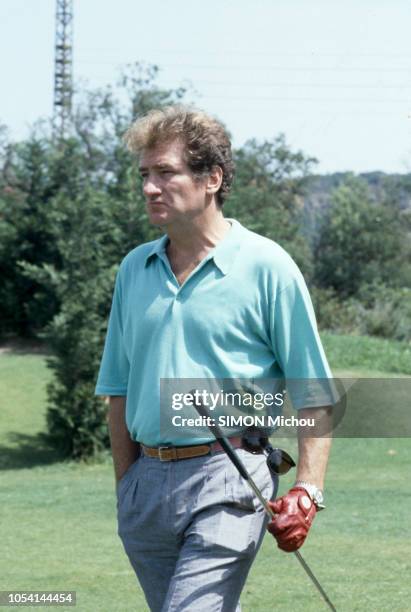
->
xmin=166 ymin=210 xmax=231 ymax=261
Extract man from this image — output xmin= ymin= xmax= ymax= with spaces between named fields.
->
xmin=95 ymin=105 xmax=333 ymax=611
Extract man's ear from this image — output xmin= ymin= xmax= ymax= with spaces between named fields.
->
xmin=205 ymin=166 xmax=223 ymax=195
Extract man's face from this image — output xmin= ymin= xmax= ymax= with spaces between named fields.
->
xmin=139 ymin=139 xmax=209 ymax=227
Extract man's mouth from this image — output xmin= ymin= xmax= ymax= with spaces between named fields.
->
xmin=148 ymin=201 xmax=167 ymax=207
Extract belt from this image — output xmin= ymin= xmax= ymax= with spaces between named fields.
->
xmin=141 ymin=437 xmax=243 ymax=461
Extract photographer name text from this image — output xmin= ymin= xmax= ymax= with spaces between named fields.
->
xmin=171 ymin=415 xmax=315 ymax=427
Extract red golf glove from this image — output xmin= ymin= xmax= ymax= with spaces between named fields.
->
xmin=266 ymin=487 xmax=317 ymax=552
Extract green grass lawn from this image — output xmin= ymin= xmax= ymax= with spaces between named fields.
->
xmin=321 ymin=332 xmax=411 ymax=376
xmin=1 ymin=335 xmax=410 ymax=611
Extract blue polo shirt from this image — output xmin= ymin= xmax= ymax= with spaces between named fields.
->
xmin=95 ymin=219 xmax=333 ymax=445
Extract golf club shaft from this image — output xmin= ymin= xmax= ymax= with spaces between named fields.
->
xmin=294 ymin=551 xmax=337 ymax=612
xmin=193 ymin=401 xmax=337 ymax=611
xmin=217 ymin=437 xmax=276 ymax=516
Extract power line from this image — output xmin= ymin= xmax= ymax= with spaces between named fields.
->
xmin=198 ymin=94 xmax=411 ymax=103
xmin=76 ymin=47 xmax=411 ymax=59
xmin=75 ymin=59 xmax=411 ymax=73
xmin=159 ymin=79 xmax=411 ymax=90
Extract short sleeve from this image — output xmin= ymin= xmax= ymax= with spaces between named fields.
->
xmin=270 ymin=270 xmax=337 ymax=409
xmin=95 ymin=271 xmax=129 ymax=396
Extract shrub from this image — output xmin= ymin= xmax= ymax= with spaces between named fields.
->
xmin=312 ymin=285 xmax=411 ymax=343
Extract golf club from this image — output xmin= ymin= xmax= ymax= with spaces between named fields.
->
xmin=192 ymin=398 xmax=337 ymax=612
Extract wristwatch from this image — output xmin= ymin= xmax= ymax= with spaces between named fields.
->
xmin=294 ymin=480 xmax=326 ymax=510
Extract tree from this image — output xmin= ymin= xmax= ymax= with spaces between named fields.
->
xmin=314 ymin=175 xmax=408 ymax=298
xmin=36 ymin=187 xmax=115 ymax=458
xmin=0 ymin=135 xmax=63 ymax=336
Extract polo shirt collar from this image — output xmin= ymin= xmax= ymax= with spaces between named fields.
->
xmin=144 ymin=233 xmax=169 ymax=267
xmin=212 ymin=218 xmax=243 ymax=275
xmin=144 ymin=218 xmax=244 ymax=275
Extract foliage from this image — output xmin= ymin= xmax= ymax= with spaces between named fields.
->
xmin=314 ymin=175 xmax=410 ymax=298
xmin=354 ymin=283 xmax=411 ymax=342
xmin=312 ymin=284 xmax=411 ymax=343
xmin=0 ymin=137 xmax=60 ymax=336
xmin=310 ymin=287 xmax=359 ymax=334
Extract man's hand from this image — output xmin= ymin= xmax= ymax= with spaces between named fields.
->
xmin=266 ymin=487 xmax=317 ymax=552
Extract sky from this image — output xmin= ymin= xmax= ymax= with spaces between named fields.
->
xmin=1 ymin=0 xmax=411 ymax=174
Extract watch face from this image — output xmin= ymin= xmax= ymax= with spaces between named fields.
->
xmin=300 ymin=495 xmax=312 ymax=510
xmin=315 ymin=490 xmax=324 ymax=504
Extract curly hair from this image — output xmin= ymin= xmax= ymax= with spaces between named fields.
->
xmin=124 ymin=105 xmax=235 ymax=207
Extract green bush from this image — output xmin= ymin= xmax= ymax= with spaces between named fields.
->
xmin=355 ymin=284 xmax=411 ymax=342
xmin=311 ymin=286 xmax=358 ymax=333
xmin=45 ymin=312 xmax=110 ymax=460
xmin=312 ymin=285 xmax=411 ymax=343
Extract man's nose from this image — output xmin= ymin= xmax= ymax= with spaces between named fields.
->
xmin=143 ymin=176 xmax=161 ymax=197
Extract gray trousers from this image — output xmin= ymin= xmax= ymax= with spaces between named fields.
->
xmin=117 ymin=448 xmax=278 ymax=612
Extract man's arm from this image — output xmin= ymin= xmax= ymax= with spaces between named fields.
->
xmin=267 ymin=405 xmax=333 ymax=552
xmin=107 ymin=396 xmax=141 ymax=484
xmin=295 ymin=406 xmax=333 ymax=488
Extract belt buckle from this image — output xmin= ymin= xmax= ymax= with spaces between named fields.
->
xmin=158 ymin=446 xmax=177 ymax=461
